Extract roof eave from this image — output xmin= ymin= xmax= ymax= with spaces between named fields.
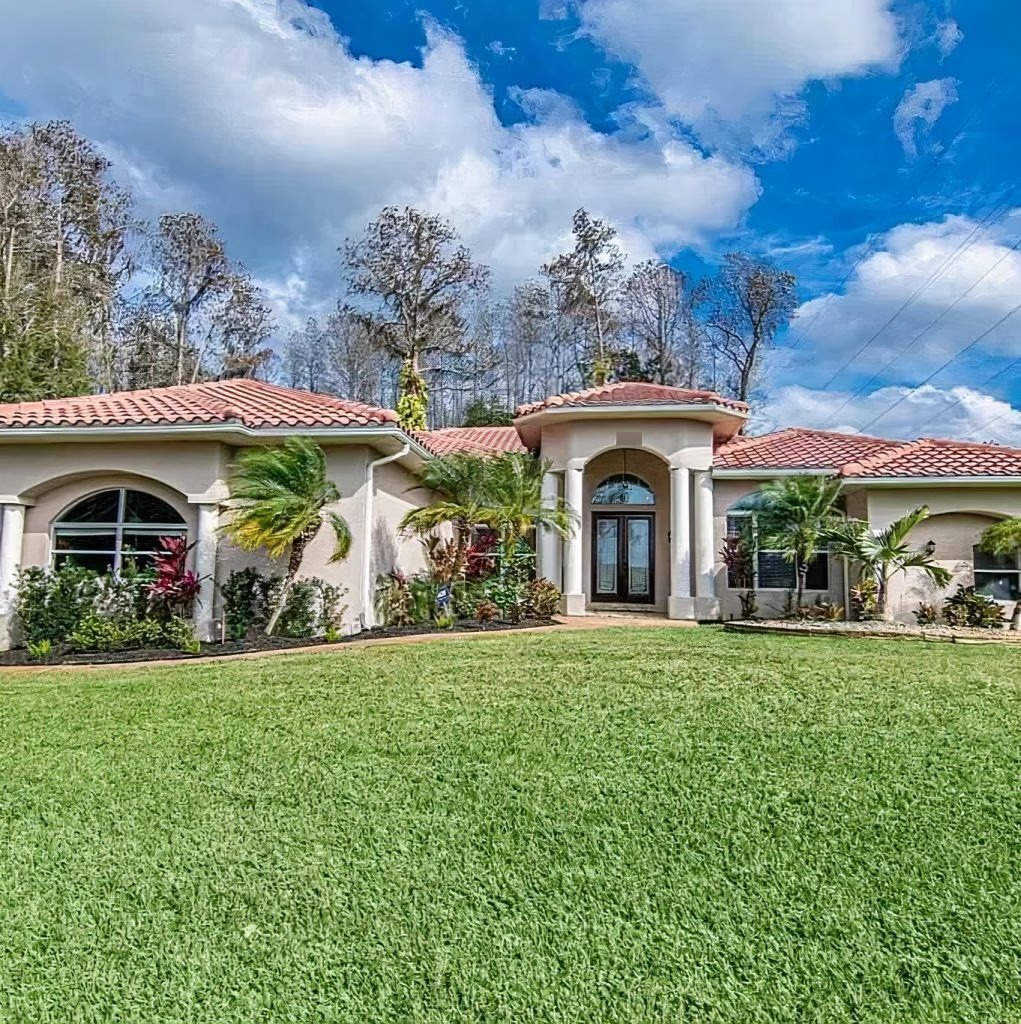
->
xmin=0 ymin=421 xmax=432 ymax=459
xmin=843 ymin=475 xmax=1021 ymax=487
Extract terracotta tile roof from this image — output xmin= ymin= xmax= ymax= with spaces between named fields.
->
xmin=516 ymin=382 xmax=749 ymax=417
xmin=715 ymin=427 xmax=1021 ymax=479
xmin=0 ymin=379 xmax=398 ymax=430
xmin=842 ymin=437 xmax=1021 ymax=478
xmin=417 ymin=425 xmax=526 ymax=457
xmin=715 ymin=428 xmax=901 ymax=470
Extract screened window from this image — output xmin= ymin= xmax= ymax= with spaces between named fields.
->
xmin=53 ymin=488 xmax=186 ymax=573
xmin=974 ymin=546 xmax=1021 ymax=601
xmin=592 ymin=474 xmax=655 ymax=506
xmin=725 ymin=512 xmax=829 ymax=591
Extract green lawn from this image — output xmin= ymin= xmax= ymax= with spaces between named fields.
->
xmin=2 ymin=628 xmax=1020 ymax=1023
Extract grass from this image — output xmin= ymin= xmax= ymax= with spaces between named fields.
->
xmin=1 ymin=627 xmax=1020 ymax=1023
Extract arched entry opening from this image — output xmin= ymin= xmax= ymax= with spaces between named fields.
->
xmin=591 ymin=473 xmax=657 ymax=604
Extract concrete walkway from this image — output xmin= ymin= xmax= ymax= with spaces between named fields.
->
xmin=0 ymin=614 xmax=696 ymax=676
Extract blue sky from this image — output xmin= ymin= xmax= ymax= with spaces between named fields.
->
xmin=1 ymin=0 xmax=1019 ymax=443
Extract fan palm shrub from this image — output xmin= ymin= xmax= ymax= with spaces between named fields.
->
xmin=224 ymin=437 xmax=352 ymax=635
xmin=829 ymin=506 xmax=952 ymax=621
xmin=754 ymin=475 xmax=844 ymax=610
xmin=401 ymin=451 xmax=576 ymax=577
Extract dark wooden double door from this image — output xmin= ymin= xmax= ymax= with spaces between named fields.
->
xmin=592 ymin=513 xmax=655 ymax=604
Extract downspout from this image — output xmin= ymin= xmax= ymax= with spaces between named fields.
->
xmin=842 ymin=555 xmax=851 ymax=622
xmin=361 ymin=444 xmax=411 ymax=631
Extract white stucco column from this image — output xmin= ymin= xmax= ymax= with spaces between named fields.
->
xmin=193 ymin=503 xmax=219 ymax=642
xmin=693 ymin=470 xmax=720 ymax=620
xmin=538 ymin=470 xmax=563 ymax=591
xmin=668 ymin=466 xmax=694 ymax=620
xmin=0 ymin=503 xmax=26 ymax=650
xmin=562 ymin=458 xmax=586 ymax=616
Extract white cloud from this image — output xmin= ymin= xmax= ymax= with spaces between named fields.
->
xmin=759 ymin=384 xmax=1021 ymax=447
xmin=777 ymin=214 xmax=1021 ymax=388
xmin=0 ymin=0 xmax=759 ymax=332
xmin=576 ymin=0 xmax=902 ymax=150
xmin=934 ymin=18 xmax=963 ymax=59
xmin=893 ymin=78 xmax=958 ymax=159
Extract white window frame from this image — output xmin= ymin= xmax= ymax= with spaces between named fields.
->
xmin=52 ymin=488 xmax=187 ymax=574
xmin=725 ymin=511 xmax=830 ymax=592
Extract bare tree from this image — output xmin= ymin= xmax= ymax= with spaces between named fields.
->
xmin=621 ymin=261 xmax=706 ymax=387
xmin=699 ymin=253 xmax=797 ymax=405
xmin=283 ymin=317 xmax=331 ymax=393
xmin=148 ymin=212 xmax=232 ymax=385
xmin=341 ymin=206 xmax=490 ymax=429
xmin=203 ymin=272 xmax=275 ymax=380
xmin=0 ymin=121 xmax=133 ymax=400
xmin=542 ymin=209 xmax=625 ymax=386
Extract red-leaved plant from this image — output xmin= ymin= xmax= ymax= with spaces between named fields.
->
xmin=146 ymin=537 xmax=202 ymax=619
xmin=465 ymin=531 xmax=499 ymax=581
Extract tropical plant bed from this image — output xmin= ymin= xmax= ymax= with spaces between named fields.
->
xmin=725 ymin=618 xmax=1021 ymax=644
xmin=0 ymin=618 xmax=558 ymax=667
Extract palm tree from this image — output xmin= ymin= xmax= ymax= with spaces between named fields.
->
xmin=476 ymin=452 xmax=575 ymax=551
xmin=401 ymin=452 xmax=575 ymax=577
xmin=224 ymin=437 xmax=352 ymax=635
xmin=978 ymin=518 xmax=1021 ymax=630
xmin=829 ymin=506 xmax=952 ymax=621
xmin=754 ymin=475 xmax=844 ymax=610
xmin=400 ymin=453 xmax=489 ymax=579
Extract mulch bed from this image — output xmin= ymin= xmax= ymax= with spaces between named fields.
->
xmin=725 ymin=618 xmax=1021 ymax=645
xmin=0 ymin=618 xmax=559 ymax=667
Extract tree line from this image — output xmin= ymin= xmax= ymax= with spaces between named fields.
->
xmin=1 ymin=121 xmax=799 ymax=428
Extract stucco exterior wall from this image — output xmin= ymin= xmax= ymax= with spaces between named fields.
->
xmin=712 ymin=477 xmax=846 ymax=620
xmin=888 ymin=509 xmax=1003 ymax=621
xmin=539 ymin=418 xmax=715 ymax=471
xmin=0 ymin=436 xmax=425 ymax=639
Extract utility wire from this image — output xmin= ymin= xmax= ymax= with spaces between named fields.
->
xmin=818 ymin=229 xmax=1021 ymax=428
xmin=904 ymin=355 xmax=1021 ymax=439
xmin=773 ymin=71 xmax=1004 ymax=370
xmin=855 ymin=300 xmax=1021 ymax=434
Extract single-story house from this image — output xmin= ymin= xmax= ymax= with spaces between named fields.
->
xmin=0 ymin=378 xmax=1019 ymax=647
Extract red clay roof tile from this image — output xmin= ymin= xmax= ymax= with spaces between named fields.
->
xmin=0 ymin=379 xmax=398 ymax=430
xmin=716 ymin=427 xmax=1021 ymax=478
xmin=516 ymin=382 xmax=748 ymax=417
xmin=416 ymin=426 xmax=526 ymax=456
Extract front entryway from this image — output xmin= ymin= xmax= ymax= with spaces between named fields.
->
xmin=591 ymin=513 xmax=655 ymax=604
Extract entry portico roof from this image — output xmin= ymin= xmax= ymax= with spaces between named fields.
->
xmin=515 ymin=382 xmax=749 ymax=418
xmin=0 ymin=379 xmax=399 ymax=430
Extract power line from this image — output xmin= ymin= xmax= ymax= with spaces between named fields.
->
xmin=855 ymin=300 xmax=1021 ymax=434
xmin=906 ymin=355 xmax=1021 ymax=438
xmin=818 ymin=227 xmax=1021 ymax=429
xmin=772 ymin=70 xmax=1005 ymax=371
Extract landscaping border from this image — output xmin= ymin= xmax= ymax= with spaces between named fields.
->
xmin=725 ymin=619 xmax=1021 ymax=645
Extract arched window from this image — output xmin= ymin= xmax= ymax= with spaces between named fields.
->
xmin=592 ymin=474 xmax=655 ymax=506
xmin=53 ymin=488 xmax=187 ymax=573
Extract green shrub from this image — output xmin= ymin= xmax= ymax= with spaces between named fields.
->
xmin=221 ymin=567 xmax=278 ymax=640
xmin=67 ymin=614 xmax=200 ymax=654
xmin=943 ymin=586 xmax=1005 ymax=629
xmin=523 ymin=578 xmax=560 ymax=620
xmin=16 ymin=563 xmax=100 ymax=646
xmin=914 ymin=602 xmax=940 ymax=626
xmin=433 ymin=608 xmax=457 ymax=631
xmin=451 ymin=580 xmax=487 ymax=619
xmin=850 ymin=575 xmax=879 ymax=621
xmin=475 ymin=600 xmax=498 ymax=623
xmin=376 ymin=573 xmax=413 ymax=627
xmin=26 ymin=638 xmax=53 ymax=662
xmin=275 ymin=578 xmax=348 ymax=639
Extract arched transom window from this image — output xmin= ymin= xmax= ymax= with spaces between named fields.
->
xmin=53 ymin=488 xmax=187 ymax=573
xmin=592 ymin=474 xmax=655 ymax=506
